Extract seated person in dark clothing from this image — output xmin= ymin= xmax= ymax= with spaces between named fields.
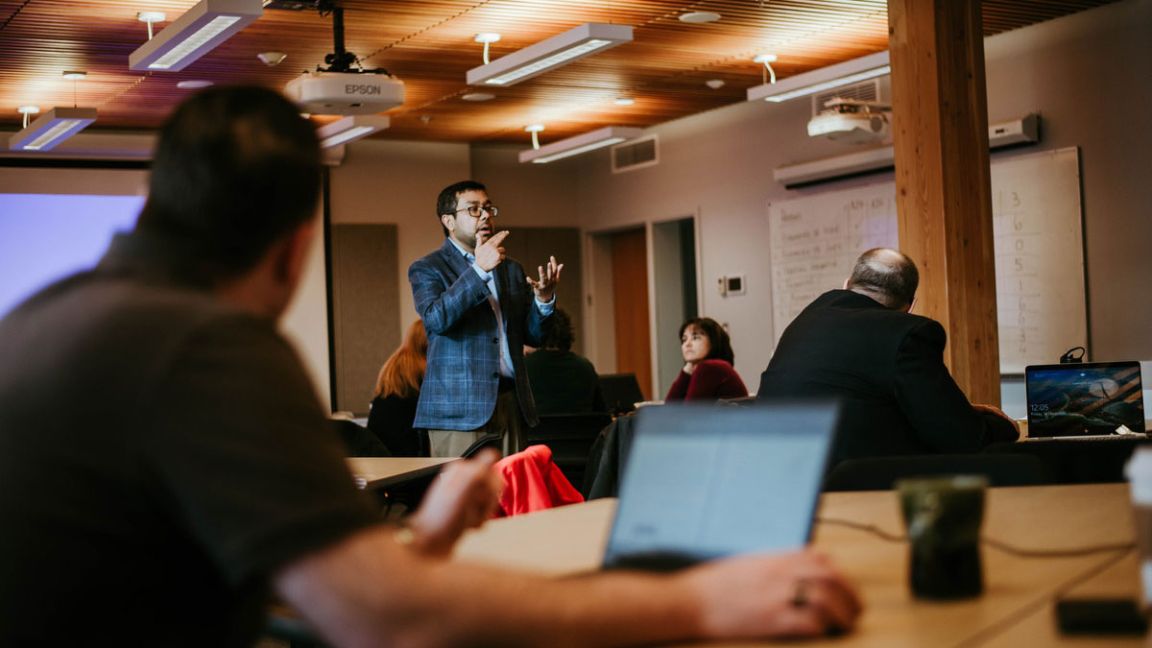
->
xmin=524 ymin=308 xmax=606 ymax=414
xmin=757 ymin=248 xmax=1019 ymax=465
xmin=665 ymin=317 xmax=748 ymax=401
xmin=367 ymin=319 xmax=430 ymax=456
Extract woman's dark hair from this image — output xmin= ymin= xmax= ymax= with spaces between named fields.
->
xmin=539 ymin=308 xmax=575 ymax=351
xmin=136 ymin=85 xmax=321 ymax=283
xmin=678 ymin=317 xmax=735 ymax=365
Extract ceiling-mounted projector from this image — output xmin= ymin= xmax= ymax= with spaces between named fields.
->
xmin=807 ymin=99 xmax=890 ymax=145
xmin=284 ymin=0 xmax=404 ymax=115
xmin=285 ymin=71 xmax=404 ymax=115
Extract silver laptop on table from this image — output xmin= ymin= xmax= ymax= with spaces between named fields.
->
xmin=1024 ymin=361 xmax=1146 ymax=440
xmin=602 ymin=402 xmax=839 ymax=571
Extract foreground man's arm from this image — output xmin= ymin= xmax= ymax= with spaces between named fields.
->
xmin=275 ymin=454 xmax=862 ymax=648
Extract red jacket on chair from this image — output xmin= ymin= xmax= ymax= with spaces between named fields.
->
xmin=494 ymin=445 xmax=584 ymax=517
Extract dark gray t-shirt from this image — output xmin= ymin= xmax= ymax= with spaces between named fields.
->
xmin=0 ymin=233 xmax=379 ymax=646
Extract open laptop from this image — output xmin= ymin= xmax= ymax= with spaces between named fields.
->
xmin=1024 ymin=361 xmax=1145 ymax=439
xmin=602 ymin=402 xmax=839 ymax=571
xmin=598 ymin=373 xmax=646 ymax=415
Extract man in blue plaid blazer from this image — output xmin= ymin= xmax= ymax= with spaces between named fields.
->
xmin=409 ymin=180 xmax=563 ymax=457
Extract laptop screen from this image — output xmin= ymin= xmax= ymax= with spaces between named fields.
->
xmin=602 ymin=402 xmax=839 ymax=571
xmin=1025 ymin=362 xmax=1145 ymax=436
xmin=598 ymin=373 xmax=646 ymax=415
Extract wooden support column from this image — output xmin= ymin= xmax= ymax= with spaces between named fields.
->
xmin=888 ymin=0 xmax=1001 ymax=405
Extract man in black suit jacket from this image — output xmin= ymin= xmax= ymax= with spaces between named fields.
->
xmin=757 ymin=248 xmax=1018 ymax=465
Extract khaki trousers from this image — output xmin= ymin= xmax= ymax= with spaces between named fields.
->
xmin=427 ymin=389 xmax=526 ymax=457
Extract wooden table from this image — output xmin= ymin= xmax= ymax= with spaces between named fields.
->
xmin=980 ymin=551 xmax=1141 ymax=647
xmin=453 ymin=483 xmax=1143 ymax=647
xmin=345 ymin=457 xmax=455 ymax=490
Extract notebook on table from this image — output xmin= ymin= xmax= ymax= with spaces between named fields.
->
xmin=602 ymin=401 xmax=839 ymax=571
xmin=1024 ymin=361 xmax=1146 ymax=440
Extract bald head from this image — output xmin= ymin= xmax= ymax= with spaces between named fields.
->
xmin=846 ymin=248 xmax=919 ymax=310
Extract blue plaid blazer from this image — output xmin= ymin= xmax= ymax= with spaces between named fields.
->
xmin=409 ymin=239 xmax=546 ymax=430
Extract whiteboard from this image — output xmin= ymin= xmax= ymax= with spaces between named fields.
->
xmin=768 ymin=147 xmax=1085 ymax=374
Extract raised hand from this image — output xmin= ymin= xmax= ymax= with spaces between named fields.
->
xmin=972 ymin=403 xmax=1021 ymax=437
xmin=526 ymin=255 xmax=564 ymax=302
xmin=403 ymin=449 xmax=503 ymax=558
xmin=475 ymin=230 xmax=509 ymax=272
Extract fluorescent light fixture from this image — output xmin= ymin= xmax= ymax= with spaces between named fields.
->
xmin=129 ymin=0 xmax=262 ymax=72
xmin=467 ymin=23 xmax=633 ymax=87
xmin=315 ymin=115 xmax=390 ymax=149
xmin=9 ymin=107 xmax=97 ymax=152
xmin=747 ymin=51 xmax=890 ymax=103
xmin=519 ymin=126 xmax=643 ymax=164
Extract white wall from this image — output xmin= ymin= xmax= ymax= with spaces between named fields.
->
xmin=328 ymin=139 xmax=471 ymax=332
xmin=0 ymin=167 xmax=147 ymax=196
xmin=982 ymin=0 xmax=1152 ymax=363
xmin=279 ymin=210 xmax=331 ymax=410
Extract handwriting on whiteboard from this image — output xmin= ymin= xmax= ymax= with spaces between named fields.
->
xmin=768 ymin=148 xmax=1085 ymax=373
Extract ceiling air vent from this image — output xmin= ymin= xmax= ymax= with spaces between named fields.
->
xmin=811 ymin=79 xmax=880 ymax=114
xmin=611 ymin=135 xmax=659 ymax=173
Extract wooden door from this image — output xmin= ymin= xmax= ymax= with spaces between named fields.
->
xmin=610 ymin=228 xmax=652 ymax=400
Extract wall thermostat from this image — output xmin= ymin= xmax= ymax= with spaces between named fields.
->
xmin=717 ymin=274 xmax=746 ymax=296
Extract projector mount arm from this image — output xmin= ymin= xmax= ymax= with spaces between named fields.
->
xmin=316 ymin=0 xmax=389 ymax=75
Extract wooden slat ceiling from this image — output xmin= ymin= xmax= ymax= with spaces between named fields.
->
xmin=0 ymin=0 xmax=1121 ymax=145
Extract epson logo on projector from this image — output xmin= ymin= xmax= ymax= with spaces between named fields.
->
xmin=286 ymin=72 xmax=405 ymax=115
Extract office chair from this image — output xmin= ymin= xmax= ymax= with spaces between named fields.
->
xmin=598 ymin=373 xmax=645 ymax=416
xmin=331 ymin=419 xmax=391 ymax=457
xmin=460 ymin=433 xmax=503 ymax=458
xmin=823 ymin=453 xmax=1050 ymax=492
xmin=985 ymin=438 xmax=1152 ymax=484
xmin=526 ymin=412 xmax=613 ymax=488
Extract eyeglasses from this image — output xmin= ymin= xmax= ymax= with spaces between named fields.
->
xmin=455 ymin=203 xmax=499 ymax=219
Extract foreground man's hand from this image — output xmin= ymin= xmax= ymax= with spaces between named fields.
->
xmin=403 ymin=449 xmax=503 ymax=557
xmin=680 ymin=549 xmax=863 ymax=639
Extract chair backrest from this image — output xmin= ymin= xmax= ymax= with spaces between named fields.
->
xmin=460 ymin=433 xmax=503 ymax=458
xmin=331 ymin=419 xmax=391 ymax=457
xmin=985 ymin=438 xmax=1152 ymax=484
xmin=526 ymin=412 xmax=613 ymax=487
xmin=598 ymin=373 xmax=645 ymax=415
xmin=719 ymin=395 xmax=758 ymax=406
xmin=823 ymin=453 xmax=1050 ymax=492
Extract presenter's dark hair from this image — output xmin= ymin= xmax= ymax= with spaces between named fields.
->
xmin=539 ymin=308 xmax=576 ymax=352
xmin=847 ymin=248 xmax=920 ymax=309
xmin=679 ymin=317 xmax=735 ymax=366
xmin=136 ymin=85 xmax=321 ymax=282
xmin=436 ymin=180 xmax=487 ymax=236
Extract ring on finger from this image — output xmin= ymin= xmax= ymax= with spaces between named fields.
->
xmin=790 ymin=579 xmax=810 ymax=608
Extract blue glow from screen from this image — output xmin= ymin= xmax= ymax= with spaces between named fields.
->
xmin=0 ymin=194 xmax=144 ymax=318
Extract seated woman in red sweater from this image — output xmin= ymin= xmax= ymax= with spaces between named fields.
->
xmin=665 ymin=317 xmax=748 ymax=401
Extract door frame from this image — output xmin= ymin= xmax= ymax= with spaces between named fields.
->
xmin=583 ymin=210 xmax=701 ymax=399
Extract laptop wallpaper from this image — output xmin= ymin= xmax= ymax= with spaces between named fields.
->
xmin=1027 ymin=364 xmax=1144 ymax=436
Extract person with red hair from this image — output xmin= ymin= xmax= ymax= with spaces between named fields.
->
xmin=368 ymin=319 xmax=430 ymax=456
